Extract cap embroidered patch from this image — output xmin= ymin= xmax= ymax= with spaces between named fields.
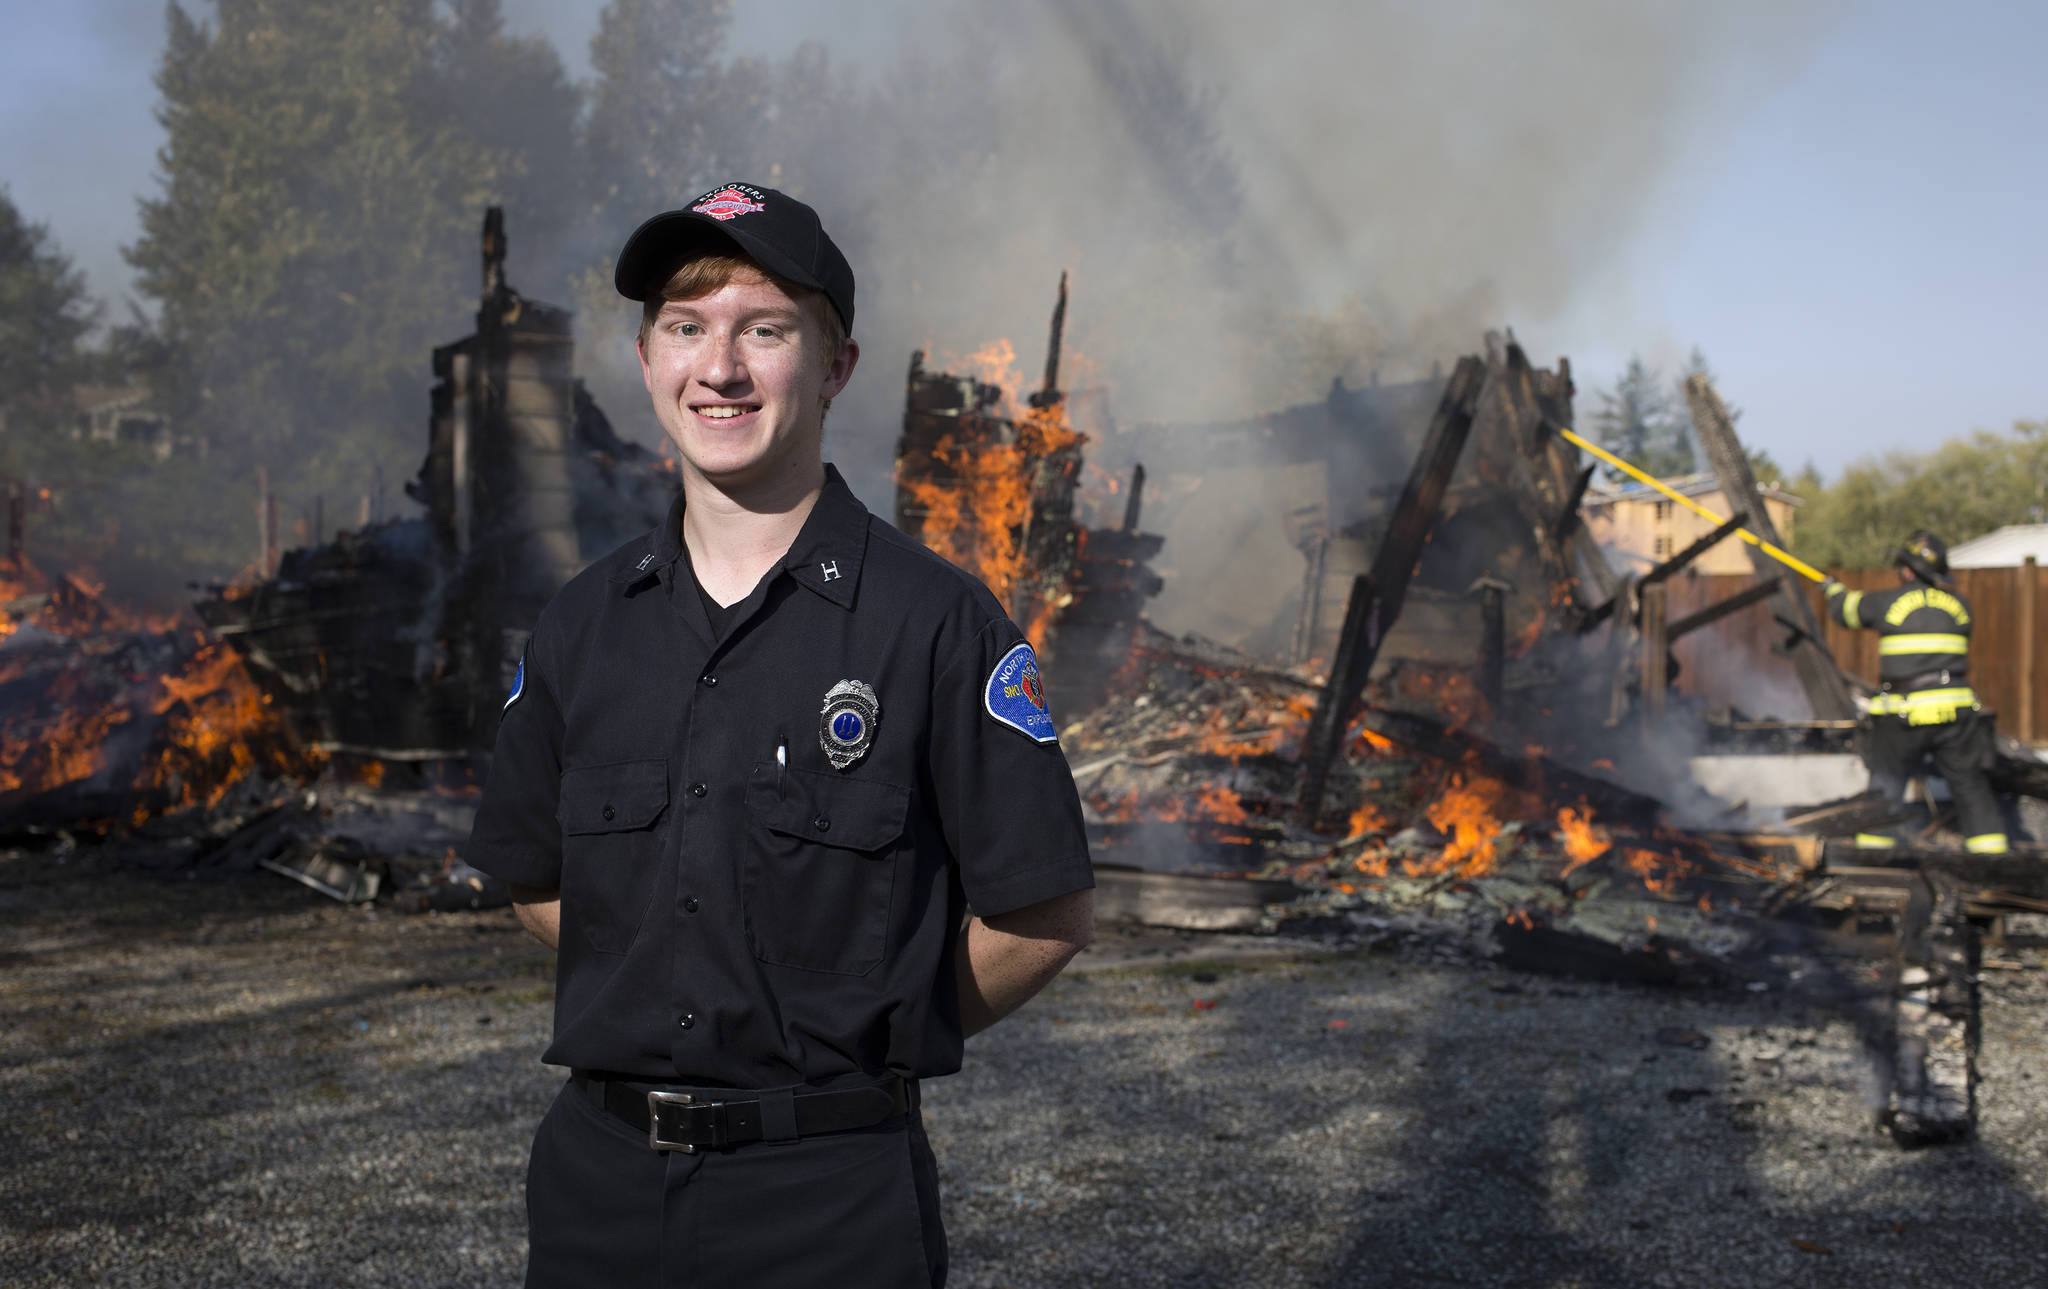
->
xmin=690 ymin=184 xmax=767 ymax=221
xmin=984 ymin=642 xmax=1056 ymax=743
xmin=503 ymin=656 xmax=526 ymax=712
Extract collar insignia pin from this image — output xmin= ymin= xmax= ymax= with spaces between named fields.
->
xmin=819 ymin=680 xmax=879 ymax=770
xmin=820 ymin=560 xmax=841 ymax=582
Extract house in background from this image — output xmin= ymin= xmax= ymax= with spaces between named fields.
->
xmin=1948 ymin=524 xmax=2048 ymax=569
xmin=1580 ymin=473 xmax=1802 ymax=575
xmin=71 ymin=385 xmax=182 ymax=460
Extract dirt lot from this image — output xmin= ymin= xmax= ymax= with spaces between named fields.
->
xmin=4 ymin=848 xmax=2047 ymax=1288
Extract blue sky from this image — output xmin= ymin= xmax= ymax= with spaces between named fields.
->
xmin=3 ymin=0 xmax=2041 ymax=479
xmin=1544 ymin=0 xmax=2047 ymax=474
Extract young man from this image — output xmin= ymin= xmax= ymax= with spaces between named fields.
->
xmin=465 ymin=183 xmax=1096 ymax=1287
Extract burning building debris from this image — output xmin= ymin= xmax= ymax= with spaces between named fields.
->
xmin=895 ymin=280 xmax=2047 ymax=1144
xmin=5 ymin=220 xmax=2046 ymax=1150
xmin=1 ymin=209 xmax=673 ymax=905
xmin=194 ymin=208 xmax=675 ymax=763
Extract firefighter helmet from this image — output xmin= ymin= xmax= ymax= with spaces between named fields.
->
xmin=1893 ymin=529 xmax=1951 ymax=585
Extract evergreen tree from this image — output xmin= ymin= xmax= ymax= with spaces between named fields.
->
xmin=1589 ymin=355 xmax=1692 ymax=480
xmin=433 ymin=0 xmax=583 ymax=299
xmin=0 ymin=190 xmax=96 ymax=436
xmin=581 ymin=0 xmax=736 ymax=249
xmin=122 ymin=0 xmax=581 ymax=582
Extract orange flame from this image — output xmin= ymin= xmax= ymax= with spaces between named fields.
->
xmin=1556 ymin=805 xmax=1611 ymax=873
xmin=1620 ymin=847 xmax=1679 ymax=896
xmin=1407 ymin=774 xmax=1506 ymax=879
xmin=1345 ymin=800 xmax=1388 ymax=838
xmin=0 ymin=565 xmax=322 ymax=817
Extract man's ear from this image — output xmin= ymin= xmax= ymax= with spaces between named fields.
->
xmin=823 ymin=338 xmax=861 ymax=401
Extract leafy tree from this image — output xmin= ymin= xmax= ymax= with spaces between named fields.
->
xmin=0 ymin=190 xmax=96 ymax=436
xmin=1589 ymin=355 xmax=1693 ymax=479
xmin=1793 ymin=421 xmax=2048 ymax=567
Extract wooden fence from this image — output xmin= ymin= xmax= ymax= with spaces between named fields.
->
xmin=1664 ymin=558 xmax=2045 ymax=742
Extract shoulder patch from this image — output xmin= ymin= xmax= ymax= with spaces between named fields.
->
xmin=503 ymin=656 xmax=526 ymax=712
xmin=984 ymin=642 xmax=1057 ymax=743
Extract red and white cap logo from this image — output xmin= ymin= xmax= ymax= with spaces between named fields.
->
xmin=690 ymin=185 xmax=766 ymax=222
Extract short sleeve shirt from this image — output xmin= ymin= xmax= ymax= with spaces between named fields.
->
xmin=465 ymin=465 xmax=1094 ymax=1087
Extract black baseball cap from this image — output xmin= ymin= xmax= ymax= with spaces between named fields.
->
xmin=613 ymin=182 xmax=855 ymax=331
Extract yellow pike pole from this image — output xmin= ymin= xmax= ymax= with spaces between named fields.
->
xmin=1557 ymin=425 xmax=1829 ymax=585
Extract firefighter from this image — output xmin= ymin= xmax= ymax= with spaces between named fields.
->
xmin=1823 ymin=530 xmax=2008 ymax=854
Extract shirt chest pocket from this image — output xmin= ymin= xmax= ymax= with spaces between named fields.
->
xmin=557 ymin=759 xmax=671 ymax=957
xmin=743 ymin=767 xmax=910 ymax=976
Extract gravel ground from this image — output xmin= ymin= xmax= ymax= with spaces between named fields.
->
xmin=4 ymin=849 xmax=2047 ymax=1288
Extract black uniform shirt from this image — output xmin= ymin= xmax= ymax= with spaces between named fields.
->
xmin=1826 ymin=580 xmax=1973 ymax=688
xmin=466 ymin=466 xmax=1095 ymax=1087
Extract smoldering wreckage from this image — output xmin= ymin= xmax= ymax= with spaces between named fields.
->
xmin=5 ymin=213 xmax=2048 ymax=1149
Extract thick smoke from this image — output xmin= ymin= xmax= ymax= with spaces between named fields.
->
xmin=551 ymin=1 xmax=1840 ymax=636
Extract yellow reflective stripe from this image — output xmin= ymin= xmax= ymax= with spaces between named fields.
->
xmin=1878 ymin=633 xmax=1968 ymax=655
xmin=1866 ymin=686 xmax=1978 ymax=723
xmin=1853 ymin=833 xmax=1899 ymax=849
xmin=1965 ymin=834 xmax=2010 ymax=854
xmin=1840 ymin=589 xmax=1863 ymax=628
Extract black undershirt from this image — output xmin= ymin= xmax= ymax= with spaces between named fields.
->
xmin=685 ymin=550 xmax=741 ymax=636
xmin=695 ymin=577 xmax=739 ymax=636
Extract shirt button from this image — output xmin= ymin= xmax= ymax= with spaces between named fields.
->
xmin=700 ymin=674 xmax=718 ymax=687
xmin=812 ymin=814 xmax=830 ymax=832
xmin=601 ymin=805 xmax=615 ymax=821
xmin=678 ymin=1013 xmax=696 ymax=1030
xmin=690 ymin=782 xmax=707 ymax=798
xmin=684 ymin=896 xmax=700 ymax=914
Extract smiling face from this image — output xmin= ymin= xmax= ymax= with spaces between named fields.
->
xmin=636 ymin=262 xmax=859 ymax=499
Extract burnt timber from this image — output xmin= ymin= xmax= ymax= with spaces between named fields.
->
xmin=195 ymin=209 xmax=674 ymax=760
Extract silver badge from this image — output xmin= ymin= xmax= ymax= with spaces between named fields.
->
xmin=819 ymin=680 xmax=880 ymax=770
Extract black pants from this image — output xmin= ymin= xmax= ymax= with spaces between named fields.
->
xmin=523 ymin=1079 xmax=947 ymax=1288
xmin=1860 ymin=710 xmax=2004 ymax=844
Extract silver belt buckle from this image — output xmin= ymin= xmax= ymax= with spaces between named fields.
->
xmin=647 ymin=1090 xmax=724 ymax=1153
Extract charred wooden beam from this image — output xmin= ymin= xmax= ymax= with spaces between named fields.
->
xmin=1471 ymin=576 xmax=1510 ymax=710
xmin=1090 ymin=863 xmax=1304 ymax=933
xmin=1296 ymin=356 xmax=1487 ymax=826
xmin=1027 ymin=270 xmax=1068 ymax=410
xmin=1640 ymin=581 xmax=1668 ymax=716
xmin=1358 ymin=706 xmax=1664 ymax=827
xmin=1121 ymin=463 xmax=1145 ymax=534
xmin=1685 ymin=374 xmax=1855 ymax=719
xmin=1641 ymin=509 xmax=1748 ymax=587
xmin=1555 ymin=463 xmax=1596 ymax=540
xmin=1666 ymin=576 xmax=1782 ymax=641
xmin=1989 ymin=745 xmax=2048 ymax=801
xmin=1492 ymin=342 xmax=1613 ymax=609
xmin=1823 ymin=842 xmax=2048 ymax=902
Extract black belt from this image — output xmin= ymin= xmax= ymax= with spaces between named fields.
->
xmin=571 ymin=1071 xmax=911 ymax=1153
xmin=1882 ymin=668 xmax=1953 ymax=693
